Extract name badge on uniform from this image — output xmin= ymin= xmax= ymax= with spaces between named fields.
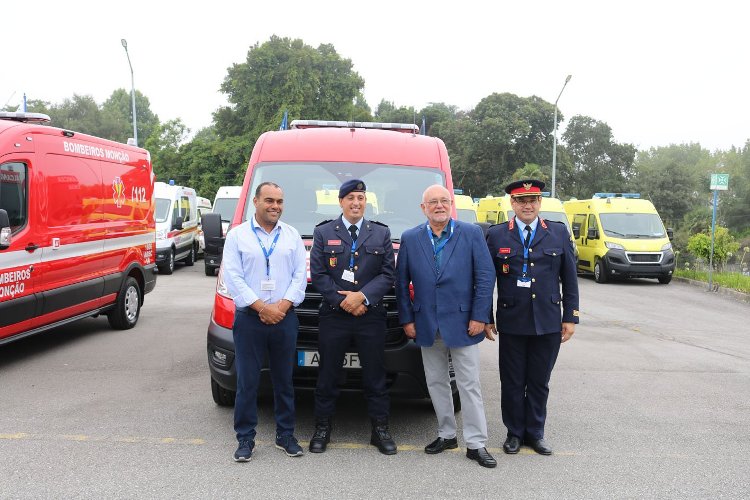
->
xmin=516 ymin=279 xmax=531 ymax=288
xmin=341 ymin=269 xmax=355 ymax=283
xmin=261 ymin=279 xmax=276 ymax=291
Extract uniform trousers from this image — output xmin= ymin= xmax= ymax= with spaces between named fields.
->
xmin=421 ymin=335 xmax=489 ymax=449
xmin=499 ymin=332 xmax=561 ymax=441
xmin=315 ymin=305 xmax=389 ymax=419
xmin=233 ymin=308 xmax=298 ymax=442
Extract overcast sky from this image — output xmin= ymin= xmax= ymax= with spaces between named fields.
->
xmin=3 ymin=1 xmax=748 ymax=152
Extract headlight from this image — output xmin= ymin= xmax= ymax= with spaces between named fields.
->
xmin=661 ymin=242 xmax=672 ymax=251
xmin=156 ymin=229 xmax=167 ymax=240
xmin=216 ymin=266 xmax=231 ymax=298
xmin=605 ymin=241 xmax=625 ymax=250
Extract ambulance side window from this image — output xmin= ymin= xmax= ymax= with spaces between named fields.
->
xmin=180 ymin=196 xmax=191 ymax=222
xmin=571 ymin=214 xmax=586 ymax=239
xmin=0 ymin=162 xmax=28 ymax=234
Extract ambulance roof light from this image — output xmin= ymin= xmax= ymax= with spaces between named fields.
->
xmin=541 ymin=191 xmax=551 ymax=197
xmin=169 ymin=179 xmax=175 ymax=186
xmin=289 ymin=120 xmax=420 ymax=134
xmin=592 ymin=192 xmax=640 ymax=199
xmin=454 ymin=188 xmax=464 ymax=195
xmin=0 ymin=111 xmax=52 ymax=123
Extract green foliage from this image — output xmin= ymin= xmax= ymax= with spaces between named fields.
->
xmin=674 ymin=269 xmax=750 ymax=293
xmin=215 ymin=35 xmax=368 ymax=141
xmin=560 ymin=115 xmax=637 ymax=199
xmin=686 ymin=226 xmax=740 ymax=268
xmin=509 ymin=163 xmax=549 ymax=185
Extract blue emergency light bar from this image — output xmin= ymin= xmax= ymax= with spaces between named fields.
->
xmin=541 ymin=191 xmax=551 ymax=197
xmin=453 ymin=188 xmax=464 ymax=195
xmin=592 ymin=192 xmax=640 ymax=199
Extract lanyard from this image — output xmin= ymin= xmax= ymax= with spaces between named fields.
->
xmin=426 ymin=219 xmax=454 ymax=265
xmin=517 ymin=221 xmax=537 ymax=278
xmin=349 ymin=238 xmax=358 ymax=270
xmin=252 ymin=220 xmax=281 ymax=278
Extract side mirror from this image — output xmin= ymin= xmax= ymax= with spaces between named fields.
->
xmin=667 ymin=227 xmax=674 ymax=240
xmin=587 ymin=227 xmax=598 ymax=240
xmin=202 ymin=213 xmax=225 ymax=255
xmin=0 ymin=209 xmax=10 ymax=250
xmin=173 ymin=216 xmax=184 ymax=230
xmin=572 ymin=227 xmax=580 ymax=239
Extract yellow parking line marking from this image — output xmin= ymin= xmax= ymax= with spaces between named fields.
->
xmin=0 ymin=433 xmax=29 ymax=439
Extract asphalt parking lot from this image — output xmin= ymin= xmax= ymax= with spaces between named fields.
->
xmin=1 ymin=262 xmax=748 ymax=499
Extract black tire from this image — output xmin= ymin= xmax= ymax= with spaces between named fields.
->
xmin=594 ymin=258 xmax=608 ymax=283
xmin=107 ymin=277 xmax=141 ymax=329
xmin=204 ymin=263 xmax=216 ymax=276
xmin=158 ymin=249 xmax=175 ymax=275
xmin=185 ymin=243 xmax=196 ymax=266
xmin=211 ymin=377 xmax=236 ymax=407
xmin=658 ymin=274 xmax=672 ymax=284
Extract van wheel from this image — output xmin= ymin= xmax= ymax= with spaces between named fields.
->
xmin=205 ymin=263 xmax=216 ymax=276
xmin=185 ymin=244 xmax=196 ymax=266
xmin=594 ymin=258 xmax=608 ymax=283
xmin=108 ymin=277 xmax=141 ymax=329
xmin=658 ymin=274 xmax=672 ymax=284
xmin=159 ymin=250 xmax=175 ymax=275
xmin=211 ymin=377 xmax=236 ymax=407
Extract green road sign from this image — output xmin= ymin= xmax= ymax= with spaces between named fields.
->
xmin=710 ymin=173 xmax=729 ymax=190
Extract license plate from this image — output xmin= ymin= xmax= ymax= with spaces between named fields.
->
xmin=297 ymin=351 xmax=361 ymax=369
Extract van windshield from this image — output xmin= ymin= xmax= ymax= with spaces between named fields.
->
xmin=155 ymin=198 xmax=172 ymax=223
xmin=246 ymin=162 xmax=446 ymax=239
xmin=456 ymin=209 xmax=477 ymax=223
xmin=213 ymin=198 xmax=239 ymax=223
xmin=599 ymin=213 xmax=665 ymax=238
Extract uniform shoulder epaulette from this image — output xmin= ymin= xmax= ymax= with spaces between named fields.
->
xmin=369 ymin=220 xmax=388 ymax=227
xmin=315 ymin=219 xmax=333 ymax=227
xmin=545 ymin=219 xmax=565 ymax=225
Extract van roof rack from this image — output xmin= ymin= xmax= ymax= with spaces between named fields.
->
xmin=592 ymin=192 xmax=640 ymax=199
xmin=0 ymin=111 xmax=51 ymax=123
xmin=289 ymin=120 xmax=419 ymax=133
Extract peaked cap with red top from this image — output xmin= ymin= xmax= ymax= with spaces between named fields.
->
xmin=504 ymin=179 xmax=545 ymax=198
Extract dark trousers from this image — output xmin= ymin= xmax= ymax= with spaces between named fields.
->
xmin=499 ymin=332 xmax=561 ymax=441
xmin=233 ymin=308 xmax=298 ymax=442
xmin=315 ymin=307 xmax=389 ymax=419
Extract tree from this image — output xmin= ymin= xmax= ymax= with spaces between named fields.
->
xmin=686 ymin=226 xmax=740 ymax=269
xmin=145 ymin=119 xmax=189 ymax=185
xmin=561 ymin=115 xmax=637 ymax=199
xmin=215 ymin=36 xmax=367 ymax=141
xmin=101 ymin=89 xmax=160 ymax=145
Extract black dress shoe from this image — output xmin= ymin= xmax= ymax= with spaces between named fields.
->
xmin=526 ymin=438 xmax=553 ymax=455
xmin=309 ymin=418 xmax=332 ymax=453
xmin=466 ymin=447 xmax=497 ymax=468
xmin=503 ymin=435 xmax=522 ymax=454
xmin=425 ymin=437 xmax=458 ymax=454
xmin=370 ymin=418 xmax=397 ymax=455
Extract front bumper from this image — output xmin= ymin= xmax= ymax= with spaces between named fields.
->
xmin=604 ymin=248 xmax=676 ymax=279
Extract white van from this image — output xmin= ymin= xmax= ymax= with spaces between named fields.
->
xmin=196 ymin=196 xmax=212 ymax=256
xmin=154 ymin=181 xmax=199 ymax=274
xmin=204 ymin=185 xmax=241 ymax=276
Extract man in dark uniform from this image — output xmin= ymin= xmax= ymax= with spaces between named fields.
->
xmin=485 ymin=179 xmax=579 ymax=456
xmin=308 ymin=179 xmax=397 ymax=455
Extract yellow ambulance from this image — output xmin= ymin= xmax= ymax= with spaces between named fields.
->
xmin=454 ymin=194 xmax=478 ymax=223
xmin=477 ymin=194 xmax=573 ymax=235
xmin=563 ymin=193 xmax=675 ymax=284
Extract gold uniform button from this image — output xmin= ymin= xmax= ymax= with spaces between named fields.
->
xmin=354 ymin=281 xmax=359 ymax=285
xmin=354 ymin=252 xmax=359 ymax=256
xmin=530 ymin=262 xmax=535 ymax=267
xmin=529 ymin=248 xmax=533 ymax=253
xmin=532 ymin=294 xmax=536 ymax=299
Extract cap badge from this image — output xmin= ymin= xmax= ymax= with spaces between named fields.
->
xmin=523 ymin=182 xmax=532 ymax=191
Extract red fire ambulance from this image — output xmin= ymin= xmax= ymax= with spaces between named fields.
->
xmin=0 ymin=112 xmax=156 ymax=344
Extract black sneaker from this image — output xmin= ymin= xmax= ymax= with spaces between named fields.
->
xmin=233 ymin=440 xmax=254 ymax=462
xmin=275 ymin=435 xmax=304 ymax=457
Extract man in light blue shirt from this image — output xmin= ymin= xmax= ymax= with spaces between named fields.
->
xmin=222 ymin=182 xmax=307 ymax=462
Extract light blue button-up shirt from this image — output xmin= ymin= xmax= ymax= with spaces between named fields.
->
xmin=222 ymin=216 xmax=307 ymax=308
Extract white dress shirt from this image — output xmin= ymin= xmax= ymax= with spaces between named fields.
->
xmin=222 ymin=216 xmax=307 ymax=308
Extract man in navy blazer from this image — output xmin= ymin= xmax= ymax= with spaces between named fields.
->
xmin=485 ymin=179 xmax=579 ymax=456
xmin=395 ymin=184 xmax=497 ymax=468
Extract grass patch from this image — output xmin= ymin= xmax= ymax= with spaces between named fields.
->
xmin=674 ymin=269 xmax=750 ymax=293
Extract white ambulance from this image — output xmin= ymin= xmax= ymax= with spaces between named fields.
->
xmin=154 ymin=181 xmax=198 ymax=274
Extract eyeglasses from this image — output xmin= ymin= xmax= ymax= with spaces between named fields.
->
xmin=512 ymin=197 xmax=540 ymax=206
xmin=425 ymin=198 xmax=452 ymax=207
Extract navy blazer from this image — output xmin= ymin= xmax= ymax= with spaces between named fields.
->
xmin=395 ymin=220 xmax=494 ymax=348
xmin=486 ymin=217 xmax=579 ymax=335
xmin=310 ymin=216 xmax=395 ymax=308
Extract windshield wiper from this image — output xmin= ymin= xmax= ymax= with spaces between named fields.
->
xmin=605 ymin=230 xmax=625 ymax=237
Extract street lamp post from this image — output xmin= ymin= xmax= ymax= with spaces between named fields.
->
xmin=121 ymin=39 xmax=138 ymax=147
xmin=551 ymin=74 xmax=572 ymax=199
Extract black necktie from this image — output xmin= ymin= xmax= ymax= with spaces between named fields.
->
xmin=524 ymin=225 xmax=531 ymax=247
xmin=349 ymin=224 xmax=358 ymax=242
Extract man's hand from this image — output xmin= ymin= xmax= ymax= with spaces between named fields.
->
xmin=483 ymin=323 xmax=497 ymax=341
xmin=403 ymin=322 xmax=417 ymax=339
xmin=561 ymin=322 xmax=575 ymax=343
xmin=350 ymin=303 xmax=368 ymax=317
xmin=468 ymin=320 xmax=485 ymax=337
xmin=260 ymin=302 xmax=286 ymax=325
xmin=337 ymin=290 xmax=365 ymax=313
